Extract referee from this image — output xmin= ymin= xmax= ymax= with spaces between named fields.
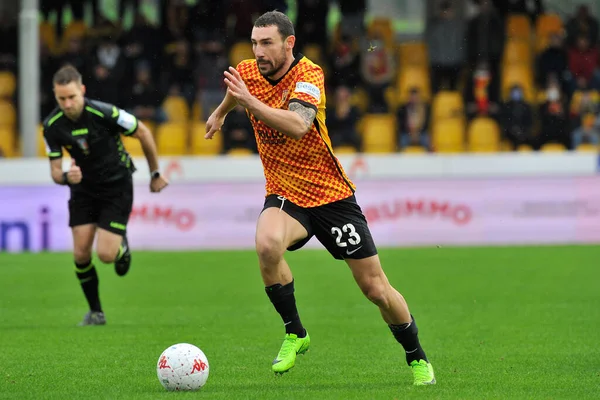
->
xmin=42 ymin=65 xmax=169 ymax=326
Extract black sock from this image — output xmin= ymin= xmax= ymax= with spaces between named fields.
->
xmin=389 ymin=315 xmax=428 ymax=365
xmin=75 ymin=260 xmax=102 ymax=313
xmin=265 ymin=280 xmax=306 ymax=337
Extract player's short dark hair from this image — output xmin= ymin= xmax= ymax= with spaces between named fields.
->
xmin=254 ymin=10 xmax=295 ymax=39
xmin=53 ymin=64 xmax=82 ymax=86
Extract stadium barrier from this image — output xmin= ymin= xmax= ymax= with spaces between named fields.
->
xmin=1 ymin=153 xmax=599 ymax=252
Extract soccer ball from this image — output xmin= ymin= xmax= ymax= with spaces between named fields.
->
xmin=156 ymin=343 xmax=210 ymax=391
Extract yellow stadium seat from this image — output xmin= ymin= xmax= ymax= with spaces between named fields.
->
xmin=190 ymin=122 xmax=222 ymax=155
xmin=162 ymin=96 xmax=189 ymax=123
xmin=397 ymin=66 xmax=431 ymax=103
xmin=0 ymin=100 xmax=16 ymax=128
xmin=350 ymin=88 xmax=370 ymax=113
xmin=0 ymin=71 xmax=16 ymax=98
xmin=229 ymin=41 xmax=255 ymax=67
xmin=0 ymin=127 xmax=16 ymax=157
xmin=517 ymin=143 xmax=533 ymax=152
xmin=121 ymin=135 xmax=145 ymax=157
xmin=333 ymin=145 xmax=358 ymax=154
xmin=432 ymin=118 xmax=464 ymax=153
xmin=576 ymin=143 xmax=598 ymax=152
xmin=402 ymin=145 xmax=427 ymax=154
xmin=156 ymin=122 xmax=188 ymax=155
xmin=39 ymin=22 xmax=57 ymax=54
xmin=192 ymin=101 xmax=203 ymax=121
xmin=503 ymin=39 xmax=532 ymax=66
xmin=569 ymin=90 xmax=600 ymax=114
xmin=506 ymin=14 xmax=532 ymax=40
xmin=432 ymin=91 xmax=464 ymax=127
xmin=540 ymin=142 xmax=566 ymax=152
xmin=502 ymin=65 xmax=534 ymax=102
xmin=361 ymin=114 xmax=396 ymax=153
xmin=398 ymin=41 xmax=428 ymax=67
xmin=535 ymin=13 xmax=563 ymax=52
xmin=227 ymin=148 xmax=254 ymax=156
xmin=467 ymin=117 xmax=501 ymax=152
xmin=367 ymin=18 xmax=395 ymax=49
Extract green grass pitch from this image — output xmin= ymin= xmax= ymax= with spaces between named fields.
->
xmin=1 ymin=245 xmax=599 ymax=399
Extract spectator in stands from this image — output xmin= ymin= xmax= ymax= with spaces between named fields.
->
xmin=566 ymin=5 xmax=599 ymax=47
xmin=127 ymin=61 xmax=167 ymax=123
xmin=538 ymin=78 xmax=570 ymax=149
xmin=397 ymin=87 xmax=430 ymax=150
xmin=161 ymin=0 xmax=189 ymax=44
xmin=328 ymin=34 xmax=361 ymax=90
xmin=0 ymin=9 xmax=17 ymax=71
xmin=188 ymin=0 xmax=227 ymax=44
xmin=326 ymin=86 xmax=362 ymax=151
xmin=500 ymin=84 xmax=534 ymax=149
xmin=121 ymin=13 xmax=162 ymax=73
xmin=426 ymin=0 xmax=466 ymax=92
xmin=57 ymin=34 xmax=88 ymax=73
xmin=228 ymin=0 xmax=263 ymax=43
xmin=193 ymin=37 xmax=228 ymax=119
xmin=466 ymin=0 xmax=504 ymax=90
xmin=338 ymin=0 xmax=366 ymax=39
xmin=360 ymin=31 xmax=395 ymax=113
xmin=572 ymin=112 xmax=600 ymax=148
xmin=164 ymin=40 xmax=195 ymax=105
xmin=568 ymin=35 xmax=600 ymax=91
xmin=490 ymin=0 xmax=544 ymax=22
xmin=222 ymin=104 xmax=257 ymax=154
xmin=86 ymin=36 xmax=129 ymax=105
xmin=569 ymin=80 xmax=599 ymax=129
xmin=464 ymin=60 xmax=500 ymax=120
xmin=295 ymin=0 xmax=330 ymax=51
xmin=537 ymin=33 xmax=570 ymax=93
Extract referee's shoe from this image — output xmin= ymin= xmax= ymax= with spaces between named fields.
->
xmin=115 ymin=235 xmax=131 ymax=276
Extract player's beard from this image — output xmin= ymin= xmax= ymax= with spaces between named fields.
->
xmin=257 ymin=46 xmax=287 ymax=79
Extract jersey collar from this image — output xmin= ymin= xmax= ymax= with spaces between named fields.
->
xmin=264 ymin=52 xmax=303 ymax=86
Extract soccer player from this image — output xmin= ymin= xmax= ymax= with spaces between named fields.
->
xmin=42 ymin=65 xmax=169 ymax=326
xmin=205 ymin=11 xmax=435 ymax=385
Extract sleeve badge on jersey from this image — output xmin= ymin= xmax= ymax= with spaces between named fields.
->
xmin=116 ymin=109 xmax=137 ymax=131
xmin=295 ymin=81 xmax=321 ymax=102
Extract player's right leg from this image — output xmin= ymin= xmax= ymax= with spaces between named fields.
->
xmin=257 ymin=196 xmax=312 ymax=374
xmin=72 ymin=224 xmax=105 ymax=326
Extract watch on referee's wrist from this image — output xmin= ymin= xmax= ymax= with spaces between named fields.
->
xmin=151 ymin=170 xmax=160 ymax=180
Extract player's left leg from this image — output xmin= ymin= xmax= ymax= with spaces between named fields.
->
xmin=346 ymin=256 xmax=435 ymax=385
xmin=96 ymin=228 xmax=130 ymax=276
xmin=311 ymin=195 xmax=435 ymax=385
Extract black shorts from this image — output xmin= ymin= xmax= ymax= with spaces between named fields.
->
xmin=262 ymin=194 xmax=378 ymax=260
xmin=68 ymin=177 xmax=133 ymax=236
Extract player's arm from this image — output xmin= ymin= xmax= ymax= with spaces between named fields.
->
xmin=246 ymin=99 xmax=315 ymax=140
xmin=224 ymin=66 xmax=314 ymax=140
xmin=205 ymin=89 xmax=237 ymax=139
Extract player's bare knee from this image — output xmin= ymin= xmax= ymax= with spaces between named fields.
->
xmin=363 ymin=282 xmax=390 ymax=309
xmin=73 ymin=247 xmax=92 ymax=264
xmin=97 ymin=246 xmax=117 ymax=264
xmin=256 ymin=234 xmax=286 ymax=266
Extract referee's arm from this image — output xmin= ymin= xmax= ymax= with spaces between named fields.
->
xmin=131 ymin=121 xmax=159 ymax=174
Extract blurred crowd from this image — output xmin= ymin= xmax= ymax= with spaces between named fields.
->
xmin=0 ymin=0 xmax=599 ymax=157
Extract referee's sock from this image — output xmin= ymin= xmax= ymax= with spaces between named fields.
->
xmin=75 ymin=260 xmax=102 ymax=313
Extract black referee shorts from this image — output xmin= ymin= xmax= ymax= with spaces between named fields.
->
xmin=262 ymin=194 xmax=378 ymax=260
xmin=68 ymin=177 xmax=133 ymax=236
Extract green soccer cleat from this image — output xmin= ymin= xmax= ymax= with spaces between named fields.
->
xmin=271 ymin=332 xmax=310 ymax=374
xmin=410 ymin=359 xmax=436 ymax=385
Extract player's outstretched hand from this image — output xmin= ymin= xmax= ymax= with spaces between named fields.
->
xmin=67 ymin=159 xmax=82 ymax=184
xmin=205 ymin=110 xmax=224 ymax=140
xmin=224 ymin=66 xmax=253 ymax=109
xmin=150 ymin=175 xmax=169 ymax=193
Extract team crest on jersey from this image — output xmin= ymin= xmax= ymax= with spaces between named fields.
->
xmin=76 ymin=138 xmax=90 ymax=155
xmin=281 ymin=89 xmax=289 ymax=103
